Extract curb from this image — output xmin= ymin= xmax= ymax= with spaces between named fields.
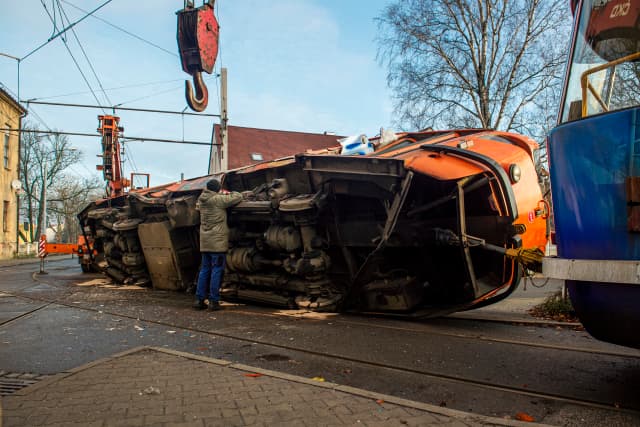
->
xmin=11 ymin=346 xmax=147 ymax=397
xmin=12 ymin=346 xmax=554 ymax=427
xmin=0 ymin=255 xmax=73 ymax=269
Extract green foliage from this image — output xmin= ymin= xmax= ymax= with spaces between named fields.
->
xmin=537 ymin=291 xmax=574 ymax=317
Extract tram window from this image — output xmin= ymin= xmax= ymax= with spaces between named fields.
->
xmin=561 ymin=0 xmax=640 ymax=122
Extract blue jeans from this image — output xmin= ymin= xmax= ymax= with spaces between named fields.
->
xmin=196 ymin=252 xmax=226 ymax=302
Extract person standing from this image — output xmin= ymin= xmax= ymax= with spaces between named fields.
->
xmin=194 ymin=178 xmax=243 ymax=311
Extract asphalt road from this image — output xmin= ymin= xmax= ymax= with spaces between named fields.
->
xmin=1 ymin=258 xmax=640 ymax=426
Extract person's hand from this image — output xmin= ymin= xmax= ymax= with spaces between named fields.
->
xmin=241 ymin=191 xmax=253 ymax=199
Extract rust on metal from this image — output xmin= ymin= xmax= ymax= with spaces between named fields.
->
xmin=626 ymin=176 xmax=640 ymax=232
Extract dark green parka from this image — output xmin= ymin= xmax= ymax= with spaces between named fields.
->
xmin=196 ymin=189 xmax=243 ymax=252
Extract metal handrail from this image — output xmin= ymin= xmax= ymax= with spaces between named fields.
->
xmin=581 ymin=51 xmax=640 ymax=117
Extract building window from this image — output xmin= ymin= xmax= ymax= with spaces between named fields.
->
xmin=3 ymin=131 xmax=9 ymax=169
xmin=2 ymin=201 xmax=8 ymax=233
xmin=250 ymin=153 xmax=263 ymax=161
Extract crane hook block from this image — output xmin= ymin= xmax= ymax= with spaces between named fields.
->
xmin=177 ymin=0 xmax=218 ymax=111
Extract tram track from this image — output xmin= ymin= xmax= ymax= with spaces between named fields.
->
xmin=11 ymin=275 xmax=640 ymax=360
xmin=4 ymin=286 xmax=640 ymax=416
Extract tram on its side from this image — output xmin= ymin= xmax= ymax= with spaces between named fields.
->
xmin=546 ymin=0 xmax=640 ymax=348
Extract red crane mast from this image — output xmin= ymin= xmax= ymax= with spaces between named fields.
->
xmin=97 ymin=115 xmax=129 ymax=197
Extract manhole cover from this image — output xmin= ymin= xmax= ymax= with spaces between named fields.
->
xmin=0 ymin=378 xmax=38 ymax=396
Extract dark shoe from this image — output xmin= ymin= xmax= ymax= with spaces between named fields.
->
xmin=193 ymin=299 xmax=207 ymax=310
xmin=209 ymin=301 xmax=222 ymax=311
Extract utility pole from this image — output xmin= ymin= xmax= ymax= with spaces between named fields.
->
xmin=41 ymin=159 xmax=47 ymax=242
xmin=220 ymin=67 xmax=228 ymax=172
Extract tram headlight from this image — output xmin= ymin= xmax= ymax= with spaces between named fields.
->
xmin=509 ymin=164 xmax=521 ymax=183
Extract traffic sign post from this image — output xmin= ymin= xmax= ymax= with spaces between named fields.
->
xmin=38 ymin=234 xmax=47 ymax=275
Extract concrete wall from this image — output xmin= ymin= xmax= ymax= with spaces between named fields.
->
xmin=0 ymin=90 xmax=24 ymax=259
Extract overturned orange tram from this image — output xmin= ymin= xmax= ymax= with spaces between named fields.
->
xmin=78 ymin=129 xmax=548 ymax=316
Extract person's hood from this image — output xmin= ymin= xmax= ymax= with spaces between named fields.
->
xmin=199 ymin=189 xmax=217 ymax=201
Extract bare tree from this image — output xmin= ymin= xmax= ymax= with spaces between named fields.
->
xmin=48 ymin=175 xmax=102 ymax=243
xmin=376 ymin=0 xmax=570 ymax=141
xmin=19 ymin=122 xmax=92 ymax=242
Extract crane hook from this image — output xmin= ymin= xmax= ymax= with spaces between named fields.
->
xmin=185 ymin=71 xmax=209 ymax=112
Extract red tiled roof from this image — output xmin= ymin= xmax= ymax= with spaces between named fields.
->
xmin=214 ymin=125 xmax=342 ymax=170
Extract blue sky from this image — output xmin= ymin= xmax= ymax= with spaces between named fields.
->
xmin=0 ymin=0 xmax=393 ymax=185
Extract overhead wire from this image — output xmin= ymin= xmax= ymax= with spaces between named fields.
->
xmin=114 ymin=75 xmax=217 ymax=107
xmin=25 ymin=78 xmax=185 ymax=102
xmin=22 ymin=0 xmax=113 ymax=61
xmin=55 ymin=1 xmax=120 ymax=182
xmin=60 ymin=0 xmax=178 ymax=58
xmin=115 ymin=83 xmax=193 ymax=107
xmin=56 ymin=0 xmax=113 ymax=106
xmin=0 ymin=85 xmax=97 ymax=179
xmin=17 ymin=1 xmax=220 ymax=179
xmin=59 ymin=39 xmax=107 ymax=113
xmin=24 ymin=100 xmax=220 ymax=118
xmin=211 ymin=1 xmax=222 ymax=112
xmin=55 ymin=1 xmax=183 ymax=175
xmin=39 ymin=0 xmax=106 ymax=113
xmin=1 ymin=84 xmax=54 ymax=138
xmin=216 ymin=1 xmax=222 ymax=73
xmin=0 ymin=128 xmax=215 ymax=147
xmin=122 ymin=144 xmax=139 ymax=174
xmin=49 ymin=0 xmax=60 ymax=39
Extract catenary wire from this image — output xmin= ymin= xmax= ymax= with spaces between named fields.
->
xmin=23 ymin=0 xmax=114 ymax=61
xmin=113 ymin=75 xmax=218 ymax=107
xmin=114 ymin=83 xmax=191 ymax=107
xmin=39 ymin=1 xmax=107 ymax=113
xmin=56 ymin=0 xmax=113 ymax=106
xmin=214 ymin=2 xmax=222 ymax=111
xmin=0 ymin=128 xmax=217 ymax=147
xmin=26 ymin=79 xmax=185 ymax=102
xmin=23 ymin=100 xmax=220 ymax=118
xmin=61 ymin=0 xmax=178 ymax=58
xmin=123 ymin=144 xmax=139 ymax=174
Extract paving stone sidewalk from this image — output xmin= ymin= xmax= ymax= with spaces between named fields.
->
xmin=1 ymin=347 xmax=546 ymax=427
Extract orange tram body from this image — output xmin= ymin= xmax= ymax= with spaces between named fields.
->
xmin=78 ymin=128 xmax=548 ymax=317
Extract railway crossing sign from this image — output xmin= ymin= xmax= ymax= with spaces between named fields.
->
xmin=38 ymin=235 xmax=47 ymax=275
xmin=38 ymin=235 xmax=46 ymax=258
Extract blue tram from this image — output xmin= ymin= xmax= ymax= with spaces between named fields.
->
xmin=546 ymin=0 xmax=640 ymax=348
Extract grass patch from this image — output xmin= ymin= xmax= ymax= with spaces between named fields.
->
xmin=529 ymin=290 xmax=579 ymax=323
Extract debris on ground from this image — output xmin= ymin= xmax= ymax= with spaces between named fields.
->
xmin=141 ymin=386 xmax=160 ymax=395
xmin=515 ymin=412 xmax=535 ymax=422
xmin=528 ymin=291 xmax=581 ymax=324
